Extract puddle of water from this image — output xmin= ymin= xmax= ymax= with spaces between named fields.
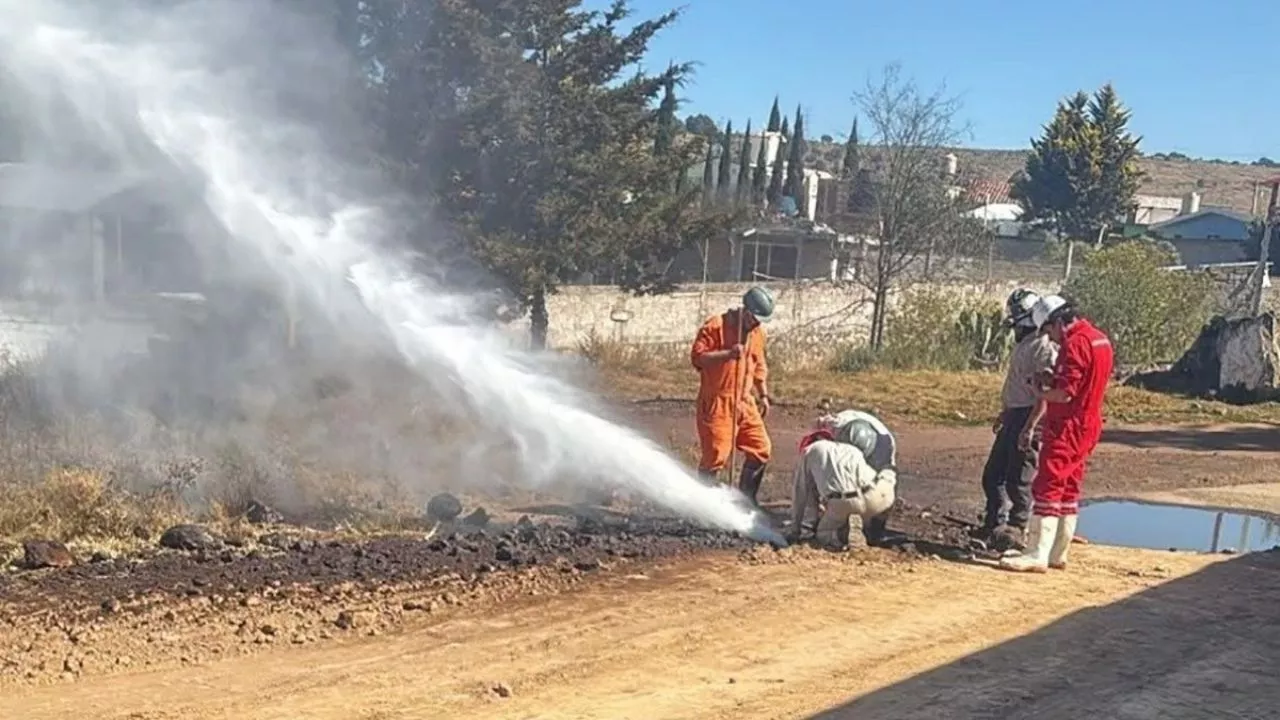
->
xmin=1079 ymin=500 xmax=1280 ymax=553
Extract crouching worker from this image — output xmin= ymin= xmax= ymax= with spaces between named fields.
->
xmin=789 ymin=415 xmax=897 ymax=550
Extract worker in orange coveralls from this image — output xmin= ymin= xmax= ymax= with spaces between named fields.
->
xmin=1001 ymin=294 xmax=1113 ymax=573
xmin=690 ymin=286 xmax=775 ymax=505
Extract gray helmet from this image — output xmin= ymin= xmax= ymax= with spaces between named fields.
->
xmin=838 ymin=419 xmax=878 ymax=458
xmin=1005 ymin=288 xmax=1040 ymax=328
xmin=742 ymin=286 xmax=774 ymax=321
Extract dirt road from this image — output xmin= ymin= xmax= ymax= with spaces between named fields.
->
xmin=4 ymin=414 xmax=1278 ymax=718
xmin=11 ymin=544 xmax=1276 ymax=720
xmin=636 ymin=401 xmax=1279 ymax=516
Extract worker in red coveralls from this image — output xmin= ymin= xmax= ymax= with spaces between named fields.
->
xmin=1001 ymin=294 xmax=1113 ymax=573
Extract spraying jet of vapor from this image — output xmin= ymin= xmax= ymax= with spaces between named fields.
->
xmin=0 ymin=0 xmax=785 ymax=545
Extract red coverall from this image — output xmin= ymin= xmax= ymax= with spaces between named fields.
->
xmin=690 ymin=311 xmax=771 ymax=473
xmin=1032 ymin=318 xmax=1114 ymax=517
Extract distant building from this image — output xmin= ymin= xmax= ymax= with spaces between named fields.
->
xmin=1129 ymin=194 xmax=1186 ymax=225
xmin=1148 ymin=207 xmax=1253 ymax=242
xmin=664 ymin=218 xmax=852 ymax=283
xmin=963 ymin=202 xmax=1024 ymax=238
xmin=0 ymin=162 xmax=296 ymax=365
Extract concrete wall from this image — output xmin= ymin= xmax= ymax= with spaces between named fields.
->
xmin=521 ymin=280 xmax=1039 ymax=351
xmin=521 ymin=264 xmax=1278 ymax=353
xmin=0 ymin=302 xmax=157 ymax=363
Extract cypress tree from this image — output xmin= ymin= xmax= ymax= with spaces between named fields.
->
xmin=701 ymin=139 xmax=715 ymax=203
xmin=716 ymin=119 xmax=733 ymax=199
xmin=780 ymin=115 xmax=790 ymax=138
xmin=784 ymin=105 xmax=806 ymax=207
xmin=752 ymin=126 xmax=769 ymax=202
xmin=766 ymin=96 xmax=781 ymax=132
xmin=840 ymin=117 xmax=860 ymax=179
xmin=767 ymin=137 xmax=786 ymax=208
xmin=654 ymin=74 xmax=678 ymax=156
xmin=736 ymin=119 xmax=753 ymax=203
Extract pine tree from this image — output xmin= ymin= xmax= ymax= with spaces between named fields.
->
xmin=784 ymin=105 xmax=806 ymax=208
xmin=766 ymin=96 xmax=781 ymax=132
xmin=375 ymin=2 xmax=726 ymax=348
xmin=1013 ymin=93 xmax=1098 ymax=239
xmin=1088 ymin=84 xmax=1144 ymax=233
xmin=716 ymin=120 xmax=733 ymax=199
xmin=736 ymin=119 xmax=753 ymax=204
xmin=1013 ymin=85 xmax=1143 ymax=241
xmin=840 ymin=117 xmax=860 ymax=179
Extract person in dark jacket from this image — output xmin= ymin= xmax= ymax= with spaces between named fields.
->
xmin=974 ymin=288 xmax=1058 ymax=551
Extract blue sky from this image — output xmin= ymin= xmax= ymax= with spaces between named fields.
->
xmin=597 ymin=0 xmax=1278 ymax=162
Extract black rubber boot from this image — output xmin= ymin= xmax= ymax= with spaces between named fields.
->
xmin=864 ymin=509 xmax=891 ymax=546
xmin=737 ymin=459 xmax=766 ymax=506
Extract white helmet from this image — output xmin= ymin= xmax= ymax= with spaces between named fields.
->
xmin=1031 ymin=294 xmax=1069 ymax=329
xmin=1005 ymin=288 xmax=1040 ymax=328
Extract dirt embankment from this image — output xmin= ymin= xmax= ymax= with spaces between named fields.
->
xmin=0 ymin=515 xmax=762 ymax=687
xmin=11 ymin=543 xmax=1275 ymax=720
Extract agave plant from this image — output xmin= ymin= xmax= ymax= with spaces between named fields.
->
xmin=955 ymin=307 xmax=1013 ymax=369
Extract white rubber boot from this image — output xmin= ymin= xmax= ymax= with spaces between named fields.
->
xmin=1049 ymin=514 xmax=1077 ymax=569
xmin=999 ymin=515 xmax=1058 ymax=573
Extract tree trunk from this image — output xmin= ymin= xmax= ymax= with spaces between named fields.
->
xmin=869 ymin=282 xmax=889 ymax=350
xmin=530 ymin=285 xmax=549 ymax=350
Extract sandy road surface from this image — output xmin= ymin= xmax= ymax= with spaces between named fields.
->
xmin=12 ymin=543 xmax=1274 ymax=720
xmin=5 ymin=415 xmax=1279 ymax=718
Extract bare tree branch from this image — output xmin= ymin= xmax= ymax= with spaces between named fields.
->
xmin=839 ymin=64 xmax=984 ymax=348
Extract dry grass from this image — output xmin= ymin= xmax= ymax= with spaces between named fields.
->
xmin=594 ymin=351 xmax=1280 ymax=428
xmin=0 ymin=354 xmax=459 ymax=555
xmin=0 ymin=468 xmax=189 ymax=564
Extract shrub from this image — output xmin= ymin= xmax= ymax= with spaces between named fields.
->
xmin=0 ymin=468 xmax=184 ymax=544
xmin=1065 ymin=241 xmax=1213 ymax=365
xmin=830 ymin=286 xmax=1010 ymax=372
xmin=574 ymin=328 xmax=676 ymax=371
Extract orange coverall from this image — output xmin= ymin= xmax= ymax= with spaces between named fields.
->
xmin=690 ymin=311 xmax=772 ymax=473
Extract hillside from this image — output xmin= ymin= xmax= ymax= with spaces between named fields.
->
xmin=801 ymin=143 xmax=1278 ymax=214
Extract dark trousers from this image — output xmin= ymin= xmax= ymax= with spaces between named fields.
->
xmin=981 ymin=405 xmax=1038 ymax=530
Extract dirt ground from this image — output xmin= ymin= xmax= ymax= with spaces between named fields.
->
xmin=3 ymin=404 xmax=1279 ymax=719
xmin=634 ymin=400 xmax=1279 ymax=518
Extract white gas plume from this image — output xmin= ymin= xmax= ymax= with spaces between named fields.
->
xmin=0 ymin=0 xmax=782 ymax=544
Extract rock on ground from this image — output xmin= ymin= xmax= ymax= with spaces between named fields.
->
xmin=1127 ymin=312 xmax=1280 ymax=402
xmin=426 ymin=493 xmax=463 ymax=522
xmin=21 ymin=541 xmax=75 ymax=570
xmin=159 ymin=525 xmax=222 ymax=552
